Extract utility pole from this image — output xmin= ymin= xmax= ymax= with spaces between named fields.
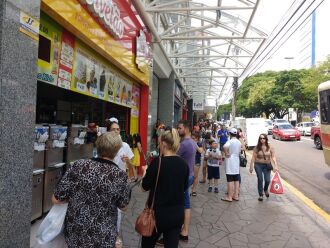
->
xmin=232 ymin=77 xmax=238 ymax=123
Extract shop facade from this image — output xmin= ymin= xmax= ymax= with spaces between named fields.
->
xmin=0 ymin=0 xmax=152 ymax=246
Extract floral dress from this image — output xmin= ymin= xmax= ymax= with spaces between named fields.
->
xmin=54 ymin=158 xmax=130 ymax=248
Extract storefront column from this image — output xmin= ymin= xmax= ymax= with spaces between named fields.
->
xmin=0 ymin=0 xmax=40 ymax=246
xmin=158 ymin=72 xmax=175 ymax=126
xmin=139 ymin=85 xmax=149 ymax=173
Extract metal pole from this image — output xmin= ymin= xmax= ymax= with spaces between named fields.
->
xmin=232 ymin=77 xmax=238 ymax=123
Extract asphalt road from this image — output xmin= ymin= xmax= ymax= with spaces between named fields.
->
xmin=267 ymin=134 xmax=330 ymax=214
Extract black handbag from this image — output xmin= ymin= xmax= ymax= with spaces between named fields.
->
xmin=239 ymin=154 xmax=247 ymax=167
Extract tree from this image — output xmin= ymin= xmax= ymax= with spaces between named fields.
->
xmin=217 ymin=103 xmax=231 ymax=120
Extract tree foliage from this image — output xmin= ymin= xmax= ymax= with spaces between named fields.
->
xmin=234 ymin=57 xmax=330 ymax=119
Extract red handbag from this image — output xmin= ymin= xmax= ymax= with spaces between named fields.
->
xmin=135 ymin=157 xmax=161 ymax=237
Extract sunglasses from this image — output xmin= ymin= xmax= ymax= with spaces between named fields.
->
xmin=260 ymin=137 xmax=266 ymax=140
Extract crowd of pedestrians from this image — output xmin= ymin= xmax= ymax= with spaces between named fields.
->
xmin=50 ymin=117 xmax=279 ymax=248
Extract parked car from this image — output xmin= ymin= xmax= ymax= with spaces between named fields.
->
xmin=272 ymin=123 xmax=301 ymax=141
xmin=273 ymin=119 xmax=290 ymax=126
xmin=264 ymin=120 xmax=273 ymax=134
xmin=311 ymin=126 xmax=322 ymax=149
xmin=296 ymin=122 xmax=314 ymax=136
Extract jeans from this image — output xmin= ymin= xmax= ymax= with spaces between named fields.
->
xmin=141 ymin=226 xmax=181 ymax=248
xmin=183 ymin=175 xmax=194 ymax=209
xmin=254 ymin=163 xmax=271 ymax=196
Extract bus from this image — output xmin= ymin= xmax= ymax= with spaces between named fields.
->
xmin=318 ymin=80 xmax=330 ymax=166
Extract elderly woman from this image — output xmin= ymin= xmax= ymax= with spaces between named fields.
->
xmin=141 ymin=128 xmax=189 ymax=248
xmin=52 ymin=131 xmax=130 ymax=248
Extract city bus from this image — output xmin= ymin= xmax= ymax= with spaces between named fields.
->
xmin=318 ymin=80 xmax=330 ymax=166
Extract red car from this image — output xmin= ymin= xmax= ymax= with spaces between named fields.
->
xmin=272 ymin=123 xmax=301 ymax=141
xmin=311 ymin=126 xmax=322 ymax=149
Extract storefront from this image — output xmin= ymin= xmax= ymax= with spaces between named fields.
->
xmin=31 ymin=0 xmax=152 ymax=221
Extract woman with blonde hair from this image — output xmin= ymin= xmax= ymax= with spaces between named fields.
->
xmin=52 ymin=131 xmax=130 ymax=248
xmin=141 ymin=127 xmax=189 ymax=248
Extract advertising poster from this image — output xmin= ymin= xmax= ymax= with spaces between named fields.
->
xmin=131 ymin=85 xmax=140 ymax=117
xmin=98 ymin=66 xmax=108 ymax=100
xmin=126 ymin=83 xmax=132 ymax=107
xmin=57 ymin=30 xmax=75 ymax=89
xmin=86 ymin=58 xmax=99 ymax=96
xmin=37 ymin=13 xmax=62 ymax=85
xmin=73 ymin=47 xmax=88 ymax=93
xmin=72 ymin=42 xmax=100 ymax=98
xmin=120 ymin=80 xmax=128 ymax=106
xmin=115 ymin=76 xmax=121 ymax=104
xmin=107 ymin=71 xmax=116 ymax=102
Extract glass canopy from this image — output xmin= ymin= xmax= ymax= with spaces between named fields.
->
xmin=137 ymin=0 xmax=268 ymax=106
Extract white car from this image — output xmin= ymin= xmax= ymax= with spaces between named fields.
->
xmin=296 ymin=122 xmax=314 ymax=136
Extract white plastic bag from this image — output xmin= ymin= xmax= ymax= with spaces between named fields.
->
xmin=36 ymin=203 xmax=68 ymax=244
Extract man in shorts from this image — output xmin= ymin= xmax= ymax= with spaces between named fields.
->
xmin=221 ymin=128 xmax=241 ymax=202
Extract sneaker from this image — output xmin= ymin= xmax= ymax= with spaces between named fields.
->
xmin=208 ymin=186 xmax=212 ymax=192
xmin=156 ymin=238 xmax=164 ymax=246
xmin=258 ymin=196 xmax=263 ymax=201
xmin=214 ymin=187 xmax=219 ymax=193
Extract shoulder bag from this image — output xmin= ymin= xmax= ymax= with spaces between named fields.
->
xmin=135 ymin=156 xmax=161 ymax=237
xmin=261 ymin=149 xmax=273 ymax=171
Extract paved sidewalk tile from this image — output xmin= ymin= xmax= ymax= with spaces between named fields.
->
xmin=31 ymin=166 xmax=330 ymax=248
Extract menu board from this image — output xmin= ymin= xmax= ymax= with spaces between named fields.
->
xmin=38 ymin=13 xmax=138 ymax=110
xmin=57 ymin=30 xmax=75 ymax=89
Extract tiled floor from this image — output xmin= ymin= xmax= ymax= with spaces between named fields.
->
xmin=31 ymin=165 xmax=330 ymax=248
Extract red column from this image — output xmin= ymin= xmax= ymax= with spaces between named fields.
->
xmin=139 ymin=85 xmax=149 ymax=175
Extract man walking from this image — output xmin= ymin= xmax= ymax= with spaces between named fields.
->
xmin=217 ymin=124 xmax=228 ymax=152
xmin=177 ymin=120 xmax=197 ymax=242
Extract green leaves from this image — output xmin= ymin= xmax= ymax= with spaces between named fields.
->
xmin=219 ymin=57 xmax=330 ymax=119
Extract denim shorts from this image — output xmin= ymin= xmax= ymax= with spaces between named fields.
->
xmin=184 ymin=175 xmax=194 ymax=209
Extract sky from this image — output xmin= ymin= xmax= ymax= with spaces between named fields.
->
xmin=252 ymin=0 xmax=330 ymax=72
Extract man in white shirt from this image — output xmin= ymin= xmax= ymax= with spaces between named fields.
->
xmin=222 ymin=128 xmax=241 ymax=202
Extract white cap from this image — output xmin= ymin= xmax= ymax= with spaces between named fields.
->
xmin=107 ymin=117 xmax=118 ymax=123
xmin=229 ymin=128 xmax=237 ymax=135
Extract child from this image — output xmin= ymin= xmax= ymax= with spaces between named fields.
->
xmin=205 ymin=140 xmax=222 ymax=193
xmin=131 ymin=134 xmax=143 ymax=181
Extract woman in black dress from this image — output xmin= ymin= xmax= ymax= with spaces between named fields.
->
xmin=141 ymin=128 xmax=189 ymax=248
xmin=52 ymin=131 xmax=130 ymax=248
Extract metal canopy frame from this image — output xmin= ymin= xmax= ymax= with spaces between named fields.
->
xmin=136 ymin=0 xmax=266 ymax=106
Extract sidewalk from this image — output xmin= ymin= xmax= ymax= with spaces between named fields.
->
xmin=31 ymin=165 xmax=330 ymax=248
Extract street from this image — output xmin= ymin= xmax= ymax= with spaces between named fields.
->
xmin=267 ymin=135 xmax=330 ymax=214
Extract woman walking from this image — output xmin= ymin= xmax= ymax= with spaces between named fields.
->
xmin=141 ymin=128 xmax=189 ymax=248
xmin=249 ymin=134 xmax=279 ymax=201
xmin=52 ymin=132 xmax=130 ymax=248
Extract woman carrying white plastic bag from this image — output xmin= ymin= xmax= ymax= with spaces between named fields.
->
xmin=36 ymin=203 xmax=68 ymax=244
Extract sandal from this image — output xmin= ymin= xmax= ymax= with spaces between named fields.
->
xmin=199 ymin=180 xmax=206 ymax=183
xmin=221 ymin=198 xmax=232 ymax=202
xmin=191 ymin=192 xmax=197 ymax=196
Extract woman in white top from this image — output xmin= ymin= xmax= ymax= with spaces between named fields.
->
xmin=222 ymin=128 xmax=241 ymax=202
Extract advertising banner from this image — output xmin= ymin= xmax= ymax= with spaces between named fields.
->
xmin=37 ymin=13 xmax=62 ymax=85
xmin=38 ymin=13 xmax=137 ymax=108
xmin=193 ymin=99 xmax=204 ymax=111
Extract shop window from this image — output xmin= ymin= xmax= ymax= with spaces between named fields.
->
xmin=38 ymin=35 xmax=51 ymax=63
